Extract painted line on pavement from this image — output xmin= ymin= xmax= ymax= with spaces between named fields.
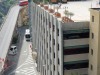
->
xmin=8 ymin=45 xmax=32 ymax=75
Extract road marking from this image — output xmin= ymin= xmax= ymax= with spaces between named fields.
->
xmin=22 ymin=53 xmax=27 ymax=55
xmin=15 ymin=71 xmax=20 ymax=73
xmin=24 ymin=51 xmax=27 ymax=52
xmin=15 ymin=67 xmax=37 ymax=75
xmin=8 ymin=45 xmax=37 ymax=75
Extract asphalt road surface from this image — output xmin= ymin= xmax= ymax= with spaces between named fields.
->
xmin=3 ymin=26 xmax=37 ymax=75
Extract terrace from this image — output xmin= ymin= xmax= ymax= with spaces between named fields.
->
xmin=38 ymin=0 xmax=100 ymax=22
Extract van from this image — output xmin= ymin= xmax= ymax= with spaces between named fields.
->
xmin=25 ymin=29 xmax=31 ymax=41
xmin=8 ymin=46 xmax=17 ymax=55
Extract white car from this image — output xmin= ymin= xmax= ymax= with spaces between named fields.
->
xmin=8 ymin=46 xmax=17 ymax=55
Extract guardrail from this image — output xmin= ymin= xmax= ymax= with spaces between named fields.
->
xmin=0 ymin=3 xmax=18 ymax=31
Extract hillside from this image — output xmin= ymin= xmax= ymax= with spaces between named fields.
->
xmin=0 ymin=0 xmax=17 ymax=25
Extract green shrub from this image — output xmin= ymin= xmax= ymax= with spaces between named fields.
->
xmin=12 ymin=36 xmax=18 ymax=44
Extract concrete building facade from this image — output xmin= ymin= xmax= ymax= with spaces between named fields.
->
xmin=89 ymin=8 xmax=100 ymax=75
xmin=63 ymin=22 xmax=89 ymax=75
xmin=31 ymin=1 xmax=90 ymax=75
xmin=32 ymin=3 xmax=64 ymax=75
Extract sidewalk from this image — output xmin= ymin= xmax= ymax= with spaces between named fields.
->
xmin=30 ymin=44 xmax=41 ymax=75
xmin=11 ymin=44 xmax=38 ymax=75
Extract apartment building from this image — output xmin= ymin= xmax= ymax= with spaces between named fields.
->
xmin=89 ymin=8 xmax=100 ymax=75
xmin=29 ymin=1 xmax=93 ymax=75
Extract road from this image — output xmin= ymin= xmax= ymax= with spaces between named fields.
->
xmin=0 ymin=5 xmax=21 ymax=62
xmin=3 ymin=26 xmax=37 ymax=75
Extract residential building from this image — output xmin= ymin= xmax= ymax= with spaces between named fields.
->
xmin=89 ymin=8 xmax=100 ymax=75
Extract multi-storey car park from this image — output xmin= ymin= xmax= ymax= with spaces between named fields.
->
xmin=29 ymin=1 xmax=100 ymax=75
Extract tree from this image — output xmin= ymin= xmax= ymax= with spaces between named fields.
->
xmin=64 ymin=9 xmax=68 ymax=17
xmin=41 ymin=0 xmax=49 ymax=4
xmin=68 ymin=12 xmax=74 ymax=19
xmin=64 ymin=7 xmax=69 ymax=17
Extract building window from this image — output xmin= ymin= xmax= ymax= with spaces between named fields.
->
xmin=47 ymin=54 xmax=48 ymax=59
xmin=44 ymin=39 xmax=45 ymax=44
xmin=50 ymin=47 xmax=51 ymax=53
xmin=57 ymin=29 xmax=59 ymax=36
xmin=42 ymin=45 xmax=43 ymax=51
xmin=46 ymin=18 xmax=47 ymax=24
xmin=58 ymin=44 xmax=59 ymax=51
xmin=42 ymin=35 xmax=43 ymax=40
xmin=45 ymin=70 xmax=46 ymax=75
xmin=92 ymin=16 xmax=94 ymax=22
xmin=58 ymin=72 xmax=60 ymax=75
xmin=47 ymin=31 xmax=48 ymax=36
xmin=50 ymin=59 xmax=52 ymax=64
xmin=44 ymin=28 xmax=45 ymax=33
xmin=47 ymin=43 xmax=48 ymax=48
xmin=37 ymin=14 xmax=38 ymax=17
xmin=53 ymin=39 xmax=55 ymax=45
xmin=41 ymin=14 xmax=42 ymax=20
xmin=49 ymin=22 xmax=51 ymax=28
xmin=45 ymin=60 xmax=46 ymax=64
xmin=58 ymin=58 xmax=60 ymax=64
xmin=54 ymin=53 xmax=55 ymax=58
xmin=90 ymin=64 xmax=93 ymax=70
xmin=92 ymin=33 xmax=94 ymax=39
xmin=43 ymin=17 xmax=45 ymax=22
xmin=50 ymin=35 xmax=51 ymax=41
xmin=91 ymin=49 xmax=93 ymax=55
xmin=53 ymin=25 xmax=55 ymax=31
xmin=54 ymin=65 xmax=55 ymax=71
xmin=51 ymin=71 xmax=52 ymax=75
xmin=48 ymin=65 xmax=49 ymax=70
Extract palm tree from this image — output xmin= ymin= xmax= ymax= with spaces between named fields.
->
xmin=71 ymin=72 xmax=74 ymax=75
xmin=44 ymin=0 xmax=49 ymax=4
xmin=63 ymin=7 xmax=69 ymax=17
xmin=64 ymin=9 xmax=68 ymax=17
xmin=68 ymin=12 xmax=74 ymax=19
